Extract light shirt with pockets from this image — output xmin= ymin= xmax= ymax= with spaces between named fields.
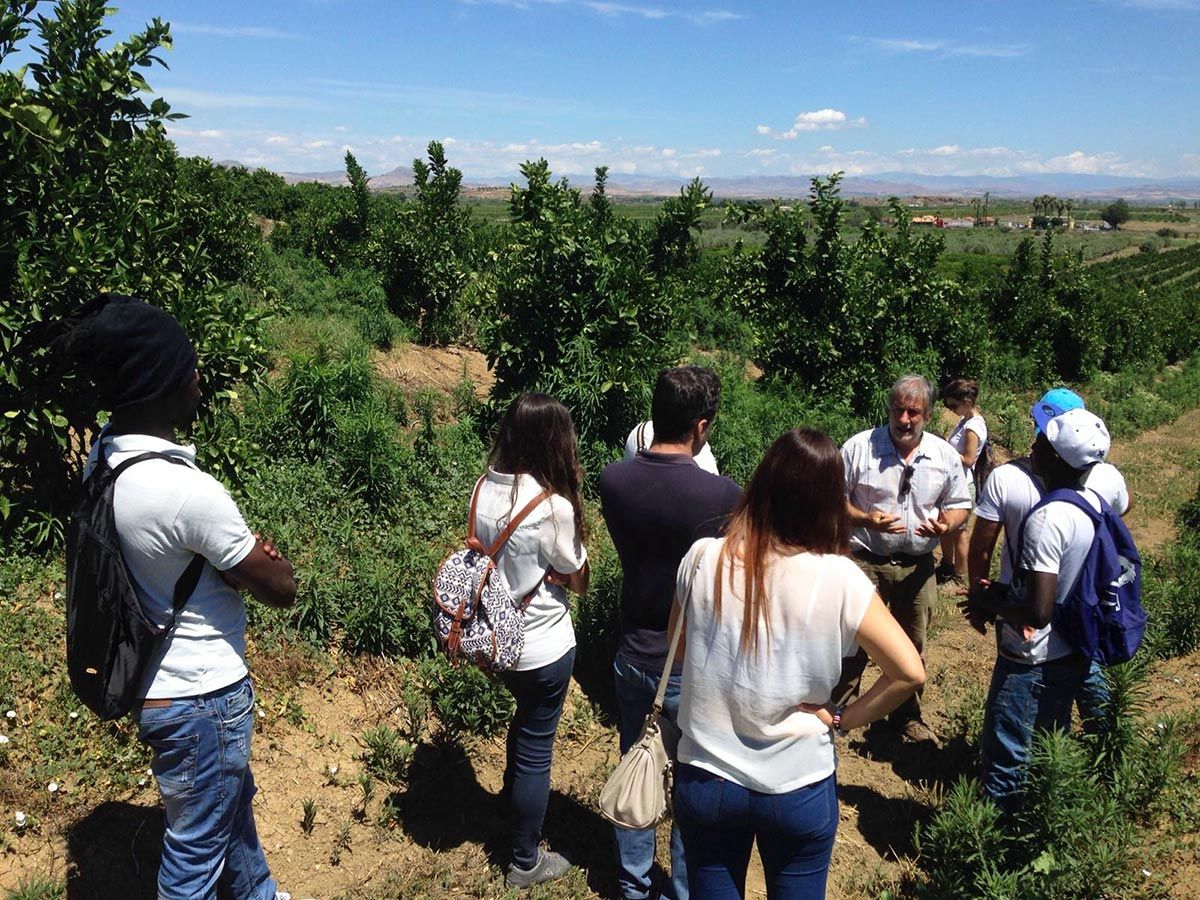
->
xmin=674 ymin=538 xmax=875 ymax=794
xmin=841 ymin=427 xmax=973 ymax=557
xmin=85 ymin=432 xmax=256 ymax=699
xmin=1010 ymin=489 xmax=1103 ymax=664
xmin=474 ymin=469 xmax=587 ymax=672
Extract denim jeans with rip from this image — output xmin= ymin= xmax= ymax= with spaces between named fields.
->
xmin=136 ymin=675 xmax=277 ymax=900
xmin=980 ymin=653 xmax=1090 ymax=813
xmin=674 ymin=764 xmax=838 ymax=900
xmin=612 ymin=652 xmax=687 ymax=900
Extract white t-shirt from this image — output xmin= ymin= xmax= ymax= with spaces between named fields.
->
xmin=947 ymin=414 xmax=987 ymax=478
xmin=85 ymin=432 xmax=256 ymax=699
xmin=474 ymin=469 xmax=587 ymax=671
xmin=975 ymin=460 xmax=1129 ymax=582
xmin=624 ymin=421 xmax=719 ymax=475
xmin=674 ymin=538 xmax=875 ymax=794
xmin=1007 ymin=489 xmax=1102 ymax=664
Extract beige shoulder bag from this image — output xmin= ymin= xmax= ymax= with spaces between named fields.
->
xmin=598 ymin=539 xmax=712 ymax=830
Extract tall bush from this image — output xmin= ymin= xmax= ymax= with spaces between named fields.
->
xmin=478 ymin=161 xmax=683 ymax=452
xmin=0 ymin=0 xmax=268 ymax=545
xmin=729 ymin=176 xmax=990 ymax=418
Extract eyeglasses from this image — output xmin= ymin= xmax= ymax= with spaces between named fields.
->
xmin=898 ymin=464 xmax=916 ymax=503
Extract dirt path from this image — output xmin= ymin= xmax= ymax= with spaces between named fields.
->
xmin=3 ymin=405 xmax=1199 ymax=900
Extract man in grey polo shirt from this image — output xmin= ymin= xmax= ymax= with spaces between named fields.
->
xmin=837 ymin=374 xmax=972 ymax=743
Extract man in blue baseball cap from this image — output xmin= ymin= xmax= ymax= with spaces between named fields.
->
xmin=965 ymin=387 xmax=1133 ymax=736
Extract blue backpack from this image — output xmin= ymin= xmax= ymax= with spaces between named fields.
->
xmin=1016 ymin=488 xmax=1146 ymax=666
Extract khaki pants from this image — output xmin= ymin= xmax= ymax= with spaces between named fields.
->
xmin=833 ymin=551 xmax=936 ymax=722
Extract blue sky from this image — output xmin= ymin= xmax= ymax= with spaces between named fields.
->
xmin=93 ymin=0 xmax=1200 ymax=180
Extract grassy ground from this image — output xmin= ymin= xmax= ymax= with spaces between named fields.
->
xmin=2 ymin=348 xmax=1200 ymax=899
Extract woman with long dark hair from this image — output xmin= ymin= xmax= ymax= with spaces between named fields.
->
xmin=938 ymin=377 xmax=989 ymax=585
xmin=475 ymin=393 xmax=589 ymax=888
xmin=670 ymin=428 xmax=925 ymax=899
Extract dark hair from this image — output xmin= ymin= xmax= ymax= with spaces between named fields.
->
xmin=488 ymin=393 xmax=586 ymax=544
xmin=941 ymin=377 xmax=980 ymax=406
xmin=715 ymin=428 xmax=849 ymax=655
xmin=651 ymin=366 xmax=721 ymax=443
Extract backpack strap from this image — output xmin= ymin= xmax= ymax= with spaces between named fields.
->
xmin=637 ymin=422 xmax=648 ymax=453
xmin=465 ymin=476 xmax=487 ymax=554
xmin=100 ymin=446 xmax=207 ymax=624
xmin=465 ymin=475 xmax=552 ymax=558
xmin=487 ymin=489 xmax=551 ymax=558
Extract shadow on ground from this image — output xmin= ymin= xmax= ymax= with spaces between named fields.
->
xmin=395 ymin=737 xmax=620 ymax=897
xmin=66 ymin=801 xmax=162 ymax=900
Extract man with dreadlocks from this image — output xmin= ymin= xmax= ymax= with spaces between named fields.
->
xmin=63 ymin=296 xmax=298 ymax=900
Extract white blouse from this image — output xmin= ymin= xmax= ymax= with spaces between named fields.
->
xmin=473 ymin=469 xmax=587 ymax=671
xmin=674 ymin=538 xmax=874 ymax=793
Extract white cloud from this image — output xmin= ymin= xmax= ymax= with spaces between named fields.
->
xmin=158 ymin=123 xmax=1170 ymax=183
xmin=172 ymin=23 xmax=301 ymax=40
xmin=158 ymin=88 xmax=315 ymax=111
xmin=757 ymin=109 xmax=869 ymax=140
xmin=460 ymin=0 xmax=740 ymax=25
xmin=854 ymin=36 xmax=1032 ymax=58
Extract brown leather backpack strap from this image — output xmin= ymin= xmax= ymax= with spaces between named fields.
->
xmin=465 ymin=476 xmax=487 ymax=554
xmin=487 ymin=489 xmax=551 ymax=558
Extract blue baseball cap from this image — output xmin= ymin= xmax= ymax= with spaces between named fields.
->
xmin=1032 ymin=387 xmax=1085 ymax=436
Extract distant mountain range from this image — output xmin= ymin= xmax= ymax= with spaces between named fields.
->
xmin=224 ymin=161 xmax=1200 ymax=202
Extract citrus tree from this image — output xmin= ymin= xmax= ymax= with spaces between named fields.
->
xmin=0 ymin=0 xmax=269 ymax=547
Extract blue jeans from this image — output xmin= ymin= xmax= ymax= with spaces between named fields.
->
xmin=135 ymin=676 xmax=277 ymax=900
xmin=499 ymin=647 xmax=576 ymax=870
xmin=613 ymin=653 xmax=687 ymax=900
xmin=674 ymin=764 xmax=838 ymax=900
xmin=981 ymin=653 xmax=1090 ymax=812
xmin=1076 ymin=659 xmax=1110 ymax=734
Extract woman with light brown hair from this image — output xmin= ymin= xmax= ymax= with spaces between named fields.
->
xmin=669 ymin=428 xmax=925 ymax=899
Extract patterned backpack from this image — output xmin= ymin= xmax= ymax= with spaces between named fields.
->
xmin=433 ymin=478 xmax=548 ymax=672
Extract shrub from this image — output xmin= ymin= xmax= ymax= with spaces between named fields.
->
xmin=478 ymin=161 xmax=683 ymax=451
xmin=422 ymin=657 xmax=514 ymax=737
xmin=728 ymin=179 xmax=991 ymax=418
xmin=0 ymin=1 xmax=268 ymax=545
xmin=361 ymin=725 xmax=415 ymax=782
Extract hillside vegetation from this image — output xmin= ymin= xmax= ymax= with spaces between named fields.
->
xmin=2 ymin=4 xmax=1200 ymax=898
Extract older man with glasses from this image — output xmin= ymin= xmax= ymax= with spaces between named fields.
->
xmin=835 ymin=374 xmax=973 ymax=744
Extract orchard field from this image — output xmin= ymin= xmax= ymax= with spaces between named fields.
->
xmin=3 ymin=4 xmax=1200 ymax=899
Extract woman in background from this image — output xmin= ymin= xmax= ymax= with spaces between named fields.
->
xmin=473 ymin=393 xmax=590 ymax=889
xmin=670 ymin=428 xmax=925 ymax=899
xmin=939 ymin=377 xmax=988 ymax=585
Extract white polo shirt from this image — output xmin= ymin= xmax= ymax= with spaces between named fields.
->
xmin=85 ymin=432 xmax=256 ymax=699
xmin=842 ymin=427 xmax=973 ymax=557
xmin=624 ymin=421 xmax=719 ymax=475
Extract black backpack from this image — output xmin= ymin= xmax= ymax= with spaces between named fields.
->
xmin=66 ymin=449 xmax=205 ymax=720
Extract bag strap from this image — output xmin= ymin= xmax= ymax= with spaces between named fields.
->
xmin=98 ymin=444 xmax=206 ymax=623
xmin=465 ymin=475 xmax=551 ymax=559
xmin=652 ymin=538 xmax=713 ymax=713
xmin=637 ymin=422 xmax=648 ymax=452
